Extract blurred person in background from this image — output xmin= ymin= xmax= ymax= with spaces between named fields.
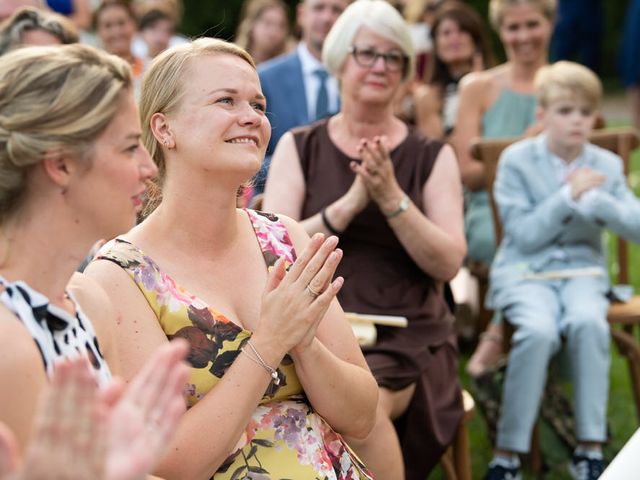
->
xmin=235 ymin=0 xmax=294 ymax=66
xmin=95 ymin=0 xmax=144 ymax=93
xmin=0 ymin=6 xmax=78 ymax=55
xmin=254 ymin=0 xmax=349 ymax=197
xmin=413 ymin=1 xmax=494 ymax=140
xmin=45 ymin=0 xmax=92 ymax=31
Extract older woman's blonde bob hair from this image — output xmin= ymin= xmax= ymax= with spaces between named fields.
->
xmin=322 ymin=0 xmax=415 ymax=82
xmin=138 ymin=37 xmax=255 ymax=215
xmin=0 ymin=44 xmax=131 ymax=222
xmin=488 ymin=0 xmax=557 ymax=30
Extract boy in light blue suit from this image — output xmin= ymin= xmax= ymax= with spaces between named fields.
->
xmin=484 ymin=61 xmax=640 ymax=480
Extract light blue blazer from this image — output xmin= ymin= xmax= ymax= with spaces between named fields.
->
xmin=487 ymin=133 xmax=640 ymax=308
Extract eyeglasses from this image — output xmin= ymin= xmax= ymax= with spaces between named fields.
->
xmin=348 ymin=46 xmax=407 ymax=73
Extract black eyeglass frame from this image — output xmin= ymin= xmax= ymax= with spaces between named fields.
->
xmin=348 ymin=46 xmax=409 ymax=74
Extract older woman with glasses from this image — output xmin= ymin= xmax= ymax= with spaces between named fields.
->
xmin=263 ymin=1 xmax=466 ymax=478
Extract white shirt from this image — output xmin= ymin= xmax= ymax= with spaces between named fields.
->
xmin=297 ymin=43 xmax=340 ymax=122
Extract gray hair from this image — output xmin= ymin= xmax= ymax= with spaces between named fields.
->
xmin=322 ymin=0 xmax=415 ymax=82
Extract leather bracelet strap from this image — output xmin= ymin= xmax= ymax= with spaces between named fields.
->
xmin=321 ymin=208 xmax=343 ymax=235
xmin=384 ymin=195 xmax=410 ymax=219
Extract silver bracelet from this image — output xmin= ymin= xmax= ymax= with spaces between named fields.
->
xmin=384 ymin=195 xmax=410 ymax=218
xmin=241 ymin=340 xmax=280 ymax=385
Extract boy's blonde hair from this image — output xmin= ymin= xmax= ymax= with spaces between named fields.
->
xmin=488 ymin=0 xmax=556 ymax=30
xmin=534 ymin=61 xmax=602 ymax=110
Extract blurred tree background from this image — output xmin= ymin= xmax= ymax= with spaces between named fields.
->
xmin=180 ymin=0 xmax=630 ymax=86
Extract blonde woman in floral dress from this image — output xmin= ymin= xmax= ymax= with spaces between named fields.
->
xmin=85 ymin=38 xmax=378 ymax=480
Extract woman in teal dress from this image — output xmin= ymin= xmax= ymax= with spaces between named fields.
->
xmin=451 ymin=0 xmax=556 ymax=374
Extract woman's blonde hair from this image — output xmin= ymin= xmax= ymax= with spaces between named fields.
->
xmin=138 ymin=37 xmax=255 ymax=215
xmin=535 ymin=61 xmax=602 ymax=110
xmin=323 ymin=0 xmax=415 ymax=82
xmin=488 ymin=0 xmax=556 ymax=30
xmin=0 ymin=44 xmax=131 ymax=222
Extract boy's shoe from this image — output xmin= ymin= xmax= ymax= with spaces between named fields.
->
xmin=569 ymin=454 xmax=606 ymax=480
xmin=483 ymin=463 xmax=522 ymax=480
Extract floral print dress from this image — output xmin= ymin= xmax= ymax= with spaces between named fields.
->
xmin=96 ymin=209 xmax=371 ymax=480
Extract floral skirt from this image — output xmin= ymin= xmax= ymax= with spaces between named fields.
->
xmin=215 ymin=398 xmax=372 ymax=480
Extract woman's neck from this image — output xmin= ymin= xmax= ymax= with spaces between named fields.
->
xmin=508 ymin=58 xmax=547 ymax=90
xmin=0 ymin=208 xmax=94 ymax=307
xmin=338 ymin=100 xmax=400 ymax=140
xmin=135 ymin=171 xmax=243 ymax=257
xmin=446 ymin=60 xmax=472 ymax=80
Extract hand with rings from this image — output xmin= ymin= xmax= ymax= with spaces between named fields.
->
xmin=256 ymin=233 xmax=344 ymax=356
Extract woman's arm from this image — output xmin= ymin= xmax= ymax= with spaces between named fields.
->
xmin=279 ymin=216 xmax=378 ymax=439
xmin=0 ymin=318 xmax=48 ymax=454
xmin=450 ymin=72 xmax=491 ymax=191
xmin=263 ymin=132 xmax=370 ymax=235
xmin=414 ymin=84 xmax=444 ymax=140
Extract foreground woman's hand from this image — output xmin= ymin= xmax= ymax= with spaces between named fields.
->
xmin=255 ymin=233 xmax=344 ymax=356
xmin=0 ymin=340 xmax=190 ymax=480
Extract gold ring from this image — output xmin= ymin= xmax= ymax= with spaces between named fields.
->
xmin=306 ymin=284 xmax=321 ymax=298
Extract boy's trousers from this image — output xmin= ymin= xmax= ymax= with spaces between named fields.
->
xmin=495 ymin=275 xmax=611 ymax=453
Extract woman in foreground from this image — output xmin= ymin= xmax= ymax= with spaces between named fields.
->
xmin=0 ymin=43 xmax=189 ymax=479
xmin=86 ymin=37 xmax=378 ymax=480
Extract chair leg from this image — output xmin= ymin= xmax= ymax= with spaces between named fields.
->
xmin=530 ymin=423 xmax=543 ymax=474
xmin=453 ymin=418 xmax=472 ymax=480
xmin=611 ymin=326 xmax=640 ymax=422
xmin=440 ymin=447 xmax=457 ymax=480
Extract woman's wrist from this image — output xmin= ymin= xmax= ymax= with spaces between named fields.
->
xmin=248 ymin=332 xmax=286 ymax=368
xmin=378 ymin=188 xmax=409 ymax=217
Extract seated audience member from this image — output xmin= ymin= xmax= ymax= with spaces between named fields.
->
xmin=131 ymin=0 xmax=189 ymax=62
xmin=413 ymin=1 xmax=493 ymax=140
xmin=0 ymin=43 xmax=190 ymax=478
xmin=84 ymin=38 xmax=378 ymax=480
xmin=484 ymin=61 xmax=640 ymax=480
xmin=456 ymin=0 xmax=556 ymax=377
xmin=263 ymin=1 xmax=465 ymax=478
xmin=94 ymin=0 xmax=144 ymax=88
xmin=235 ymin=0 xmax=293 ymax=66
xmin=0 ymin=6 xmax=78 ymax=55
xmin=254 ymin=0 xmax=348 ymax=195
xmin=136 ymin=7 xmax=176 ymax=60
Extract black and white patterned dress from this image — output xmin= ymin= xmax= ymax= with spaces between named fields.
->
xmin=0 ymin=276 xmax=111 ymax=385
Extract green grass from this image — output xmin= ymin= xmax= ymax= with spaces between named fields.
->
xmin=428 ymin=147 xmax=640 ymax=479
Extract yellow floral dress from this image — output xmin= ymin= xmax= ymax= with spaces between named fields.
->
xmin=96 ymin=209 xmax=371 ymax=480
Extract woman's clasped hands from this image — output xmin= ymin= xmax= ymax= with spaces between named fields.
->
xmin=349 ymin=135 xmax=406 ymax=216
xmin=256 ymin=233 xmax=344 ymax=356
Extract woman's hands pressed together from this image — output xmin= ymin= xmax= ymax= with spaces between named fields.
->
xmin=350 ymin=135 xmax=406 ymax=216
xmin=255 ymin=233 xmax=344 ymax=357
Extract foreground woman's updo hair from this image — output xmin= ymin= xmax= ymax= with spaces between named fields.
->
xmin=138 ymin=37 xmax=255 ymax=215
xmin=0 ymin=44 xmax=132 ymax=222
